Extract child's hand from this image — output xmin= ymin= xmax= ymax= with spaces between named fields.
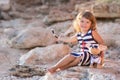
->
xmin=98 ymin=45 xmax=107 ymax=51
xmin=86 ymin=43 xmax=91 ymax=48
xmin=57 ymin=35 xmax=63 ymax=42
xmin=57 ymin=36 xmax=61 ymax=42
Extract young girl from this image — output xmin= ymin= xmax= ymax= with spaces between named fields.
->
xmin=48 ymin=11 xmax=107 ymax=73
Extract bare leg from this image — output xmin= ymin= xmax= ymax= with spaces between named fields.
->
xmin=59 ymin=57 xmax=82 ymax=70
xmin=48 ymin=54 xmax=76 ymax=73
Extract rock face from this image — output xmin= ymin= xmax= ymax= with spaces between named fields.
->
xmin=11 ymin=0 xmax=70 ymax=7
xmin=43 ymin=9 xmax=75 ymax=25
xmin=9 ymin=27 xmax=57 ymax=48
xmin=0 ymin=0 xmax=120 ymax=80
xmin=9 ymin=65 xmax=46 ymax=77
xmin=0 ymin=0 xmax=11 ymax=11
xmin=19 ymin=44 xmax=71 ymax=65
xmin=93 ymin=2 xmax=120 ymax=18
xmin=75 ymin=1 xmax=120 ymax=18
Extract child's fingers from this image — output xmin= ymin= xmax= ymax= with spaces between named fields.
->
xmin=98 ymin=45 xmax=107 ymax=51
xmin=86 ymin=43 xmax=91 ymax=48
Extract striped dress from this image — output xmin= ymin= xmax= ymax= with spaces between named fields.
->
xmin=71 ymin=30 xmax=98 ymax=66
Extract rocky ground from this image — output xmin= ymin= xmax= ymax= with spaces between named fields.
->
xmin=0 ymin=0 xmax=120 ymax=80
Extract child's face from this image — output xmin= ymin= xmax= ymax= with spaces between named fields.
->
xmin=79 ymin=17 xmax=91 ymax=32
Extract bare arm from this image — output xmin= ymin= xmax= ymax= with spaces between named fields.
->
xmin=58 ymin=34 xmax=78 ymax=44
xmin=92 ymin=31 xmax=107 ymax=64
xmin=92 ymin=30 xmax=108 ymax=50
xmin=92 ymin=30 xmax=105 ymax=45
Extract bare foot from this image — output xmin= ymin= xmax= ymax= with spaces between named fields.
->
xmin=89 ymin=64 xmax=94 ymax=68
xmin=97 ymin=64 xmax=102 ymax=69
xmin=47 ymin=67 xmax=57 ymax=74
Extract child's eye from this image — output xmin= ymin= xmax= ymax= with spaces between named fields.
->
xmin=86 ymin=21 xmax=90 ymax=23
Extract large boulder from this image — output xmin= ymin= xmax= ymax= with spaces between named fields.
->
xmin=11 ymin=0 xmax=70 ymax=7
xmin=93 ymin=2 xmax=120 ymax=18
xmin=43 ymin=9 xmax=75 ymax=25
xmin=19 ymin=44 xmax=71 ymax=65
xmin=75 ymin=1 xmax=120 ymax=18
xmin=9 ymin=27 xmax=57 ymax=48
xmin=0 ymin=0 xmax=11 ymax=11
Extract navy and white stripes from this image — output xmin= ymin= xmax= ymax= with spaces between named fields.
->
xmin=71 ymin=30 xmax=98 ymax=66
xmin=77 ymin=30 xmax=98 ymax=52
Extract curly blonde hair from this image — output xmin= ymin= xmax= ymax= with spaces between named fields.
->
xmin=73 ymin=10 xmax=97 ymax=32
